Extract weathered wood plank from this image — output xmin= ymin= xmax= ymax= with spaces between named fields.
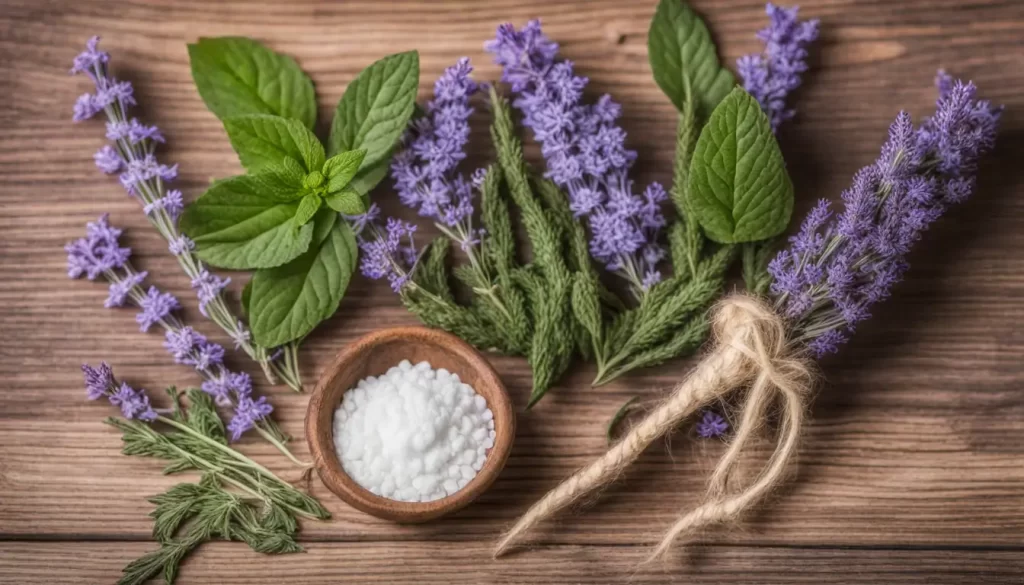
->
xmin=0 ymin=542 xmax=1021 ymax=585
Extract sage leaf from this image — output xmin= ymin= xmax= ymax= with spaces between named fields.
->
xmin=686 ymin=88 xmax=793 ymax=243
xmin=188 ymin=37 xmax=317 ymax=129
xmin=248 ymin=212 xmax=357 ymax=347
xmin=323 ymin=149 xmax=367 ymax=192
xmin=648 ymin=0 xmax=734 ymax=117
xmin=179 ymin=175 xmax=314 ymax=269
xmin=328 ymin=51 xmax=419 ymax=169
xmin=324 ymin=189 xmax=365 ymax=215
xmin=223 ymin=114 xmax=325 ymax=173
xmin=292 ymin=193 xmax=322 ymax=228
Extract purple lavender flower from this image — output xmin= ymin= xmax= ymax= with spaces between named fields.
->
xmin=391 ymin=58 xmax=485 ymax=253
xmin=136 ymin=286 xmax=181 ymax=332
xmin=357 ymin=215 xmax=420 ymax=293
xmin=486 ymin=20 xmax=667 ymax=298
xmin=769 ymin=74 xmax=1001 ymax=356
xmin=68 ymin=218 xmax=273 ymax=441
xmin=82 ymin=363 xmax=157 ymax=421
xmin=64 ymin=214 xmax=131 ymax=280
xmin=68 ymin=37 xmax=292 ymax=388
xmin=737 ymin=4 xmax=820 ymax=131
xmin=228 ymin=395 xmax=274 ymax=442
xmin=696 ymin=411 xmax=729 ymax=438
xmin=190 ymin=270 xmax=231 ymax=317
xmin=82 ymin=362 xmax=114 ymax=401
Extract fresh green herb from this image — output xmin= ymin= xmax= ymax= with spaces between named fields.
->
xmin=188 ymin=37 xmax=317 ymax=130
xmin=647 ymin=0 xmax=734 ymax=118
xmin=248 ymin=211 xmax=357 ymax=347
xmin=489 ymin=86 xmax=575 ymax=407
xmin=179 ymin=174 xmax=316 ymax=270
xmin=222 ymin=114 xmax=325 ymax=173
xmin=327 ymin=51 xmax=419 ymax=166
xmin=183 ymin=38 xmax=419 ymax=347
xmin=606 ymin=396 xmax=640 ymax=443
xmin=687 ymin=87 xmax=794 ymax=244
xmin=109 ymin=388 xmax=328 ymax=585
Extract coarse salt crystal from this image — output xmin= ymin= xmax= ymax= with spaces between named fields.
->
xmin=333 ymin=360 xmax=495 ymax=503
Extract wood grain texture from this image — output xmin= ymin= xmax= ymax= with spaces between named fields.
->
xmin=1 ymin=0 xmax=1023 ymax=583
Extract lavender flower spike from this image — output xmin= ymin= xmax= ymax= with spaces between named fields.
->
xmin=769 ymin=74 xmax=1001 ymax=356
xmin=82 ymin=363 xmax=157 ymax=421
xmin=486 ymin=20 xmax=668 ymax=299
xmin=355 ymin=208 xmax=421 ymax=294
xmin=67 ymin=217 xmax=288 ymax=453
xmin=737 ymin=4 xmax=820 ymax=131
xmin=69 ymin=37 xmax=301 ymax=391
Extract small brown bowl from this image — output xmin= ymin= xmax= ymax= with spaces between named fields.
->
xmin=305 ymin=326 xmax=515 ymax=523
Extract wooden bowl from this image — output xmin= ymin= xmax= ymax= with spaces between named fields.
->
xmin=305 ymin=326 xmax=515 ymax=523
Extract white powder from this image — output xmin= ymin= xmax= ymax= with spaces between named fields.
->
xmin=332 ymin=359 xmax=496 ymax=502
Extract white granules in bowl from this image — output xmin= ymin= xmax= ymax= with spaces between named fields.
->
xmin=333 ymin=360 xmax=495 ymax=502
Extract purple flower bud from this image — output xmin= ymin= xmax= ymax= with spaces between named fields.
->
xmin=69 ymin=36 xmax=109 ymax=78
xmin=227 ymin=395 xmax=274 ymax=442
xmin=82 ymin=362 xmax=114 ymax=400
xmin=65 ymin=214 xmax=131 ymax=279
xmin=109 ymin=381 xmax=157 ymax=421
xmin=105 ymin=270 xmax=148 ymax=308
xmin=190 ymin=270 xmax=230 ymax=317
xmin=738 ymin=4 xmax=819 ymax=131
xmin=135 ymin=286 xmax=180 ymax=332
xmin=94 ymin=145 xmax=123 ymax=174
xmin=696 ymin=410 xmax=729 ymax=438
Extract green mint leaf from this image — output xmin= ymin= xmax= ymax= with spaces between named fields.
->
xmin=248 ymin=213 xmax=357 ymax=346
xmin=648 ymin=0 xmax=735 ymax=117
xmin=324 ymin=188 xmax=365 ymax=215
xmin=245 ymin=166 xmax=307 ymax=202
xmin=686 ymin=88 xmax=793 ymax=243
xmin=303 ymin=170 xmax=325 ymax=190
xmin=323 ymin=149 xmax=367 ymax=192
xmin=345 ymin=157 xmax=389 ymax=201
xmin=222 ymin=114 xmax=325 ymax=173
xmin=188 ymin=37 xmax=317 ymax=129
xmin=292 ymin=193 xmax=323 ymax=228
xmin=327 ymin=51 xmax=419 ymax=169
xmin=179 ymin=175 xmax=314 ymax=269
xmin=241 ymin=279 xmax=252 ymax=318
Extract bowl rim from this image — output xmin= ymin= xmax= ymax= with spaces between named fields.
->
xmin=305 ymin=326 xmax=515 ymax=523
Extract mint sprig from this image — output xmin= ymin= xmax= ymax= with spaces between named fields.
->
xmin=183 ymin=38 xmax=419 ymax=347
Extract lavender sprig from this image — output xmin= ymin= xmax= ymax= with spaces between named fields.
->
xmin=486 ymin=20 xmax=668 ymax=299
xmin=737 ymin=4 xmax=820 ymax=131
xmin=70 ymin=37 xmax=302 ymax=392
xmin=67 ymin=216 xmax=305 ymax=465
xmin=770 ymin=73 xmax=1002 ymax=356
xmin=391 ymin=58 xmax=515 ymax=321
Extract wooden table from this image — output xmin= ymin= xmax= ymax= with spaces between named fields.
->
xmin=1 ymin=0 xmax=1022 ymax=582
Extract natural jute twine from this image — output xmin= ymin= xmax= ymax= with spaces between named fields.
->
xmin=494 ymin=294 xmax=815 ymax=560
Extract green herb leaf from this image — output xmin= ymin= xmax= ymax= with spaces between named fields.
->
xmin=223 ymin=114 xmax=325 ymax=173
xmin=188 ymin=37 xmax=317 ymax=129
xmin=686 ymin=88 xmax=794 ymax=244
xmin=327 ymin=51 xmax=419 ymax=168
xmin=345 ymin=157 xmax=390 ymax=199
xmin=248 ymin=212 xmax=357 ymax=346
xmin=606 ymin=396 xmax=640 ymax=444
xmin=570 ymin=272 xmax=603 ymax=345
xmin=648 ymin=0 xmax=734 ymax=117
xmin=180 ymin=175 xmax=314 ymax=269
xmin=241 ymin=280 xmax=253 ymax=318
xmin=292 ymin=193 xmax=323 ymax=228
xmin=323 ymin=149 xmax=368 ymax=192
xmin=324 ymin=188 xmax=365 ymax=215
